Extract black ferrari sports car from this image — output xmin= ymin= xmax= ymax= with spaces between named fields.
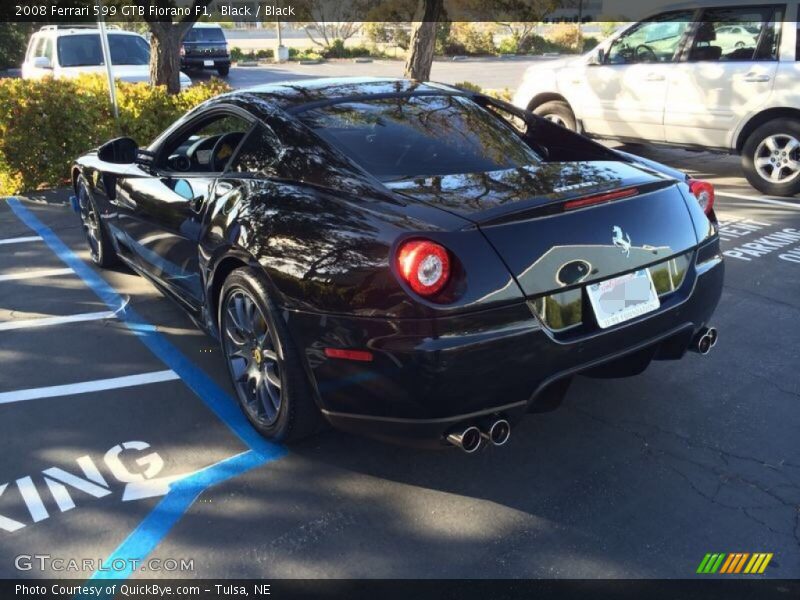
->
xmin=72 ymin=78 xmax=723 ymax=451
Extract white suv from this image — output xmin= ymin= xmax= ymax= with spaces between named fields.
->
xmin=514 ymin=1 xmax=800 ymax=196
xmin=22 ymin=25 xmax=191 ymax=89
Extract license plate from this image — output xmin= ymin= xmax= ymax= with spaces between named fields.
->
xmin=587 ymin=269 xmax=660 ymax=329
xmin=203 ymin=60 xmax=214 ymax=67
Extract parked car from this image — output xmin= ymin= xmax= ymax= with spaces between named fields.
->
xmin=71 ymin=78 xmax=723 ymax=450
xmin=22 ymin=25 xmax=192 ymax=89
xmin=181 ymin=23 xmax=231 ymax=77
xmin=514 ymin=1 xmax=800 ymax=197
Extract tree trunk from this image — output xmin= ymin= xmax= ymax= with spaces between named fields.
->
xmin=149 ymin=23 xmax=184 ymax=94
xmin=403 ymin=0 xmax=443 ymax=81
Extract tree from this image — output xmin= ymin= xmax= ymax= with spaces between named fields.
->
xmin=403 ymin=0 xmax=444 ymax=81
xmin=488 ymin=0 xmax=562 ymax=51
xmin=138 ymin=0 xmax=213 ymax=94
xmin=0 ymin=23 xmax=38 ymax=70
xmin=297 ymin=0 xmax=365 ymax=50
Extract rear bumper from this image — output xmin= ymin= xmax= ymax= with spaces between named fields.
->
xmin=181 ymin=57 xmax=230 ymax=69
xmin=285 ymin=244 xmax=724 ymax=446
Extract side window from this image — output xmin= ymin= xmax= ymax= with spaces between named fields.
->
xmin=796 ymin=25 xmax=799 ymax=61
xmin=606 ymin=11 xmax=694 ymax=64
xmin=33 ymin=37 xmax=46 ymax=58
xmin=160 ymin=113 xmax=252 ymax=174
xmin=26 ymin=36 xmax=39 ymax=61
xmin=228 ymin=124 xmax=281 ymax=175
xmin=42 ymin=39 xmax=53 ymax=62
xmin=689 ymin=6 xmax=781 ymax=62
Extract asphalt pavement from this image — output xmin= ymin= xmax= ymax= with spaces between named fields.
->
xmin=189 ymin=56 xmax=551 ymax=91
xmin=0 ymin=147 xmax=798 ymax=580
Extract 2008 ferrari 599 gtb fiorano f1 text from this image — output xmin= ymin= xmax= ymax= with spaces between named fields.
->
xmin=71 ymin=78 xmax=723 ymax=451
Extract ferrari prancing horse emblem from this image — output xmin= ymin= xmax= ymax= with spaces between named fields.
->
xmin=612 ymin=226 xmax=632 ymax=257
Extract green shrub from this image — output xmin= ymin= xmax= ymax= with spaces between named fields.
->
xmin=230 ymin=46 xmax=244 ymax=61
xmin=453 ymin=82 xmax=513 ymax=103
xmin=325 ymin=39 xmax=348 ymax=58
xmin=582 ymin=36 xmax=601 ymax=52
xmin=289 ymin=47 xmax=324 ymax=62
xmin=364 ymin=23 xmax=410 ymax=50
xmin=231 ymin=47 xmax=274 ymax=62
xmin=547 ymin=24 xmax=583 ymax=53
xmin=0 ymin=75 xmax=230 ymax=195
xmin=440 ymin=23 xmax=495 ymax=56
xmin=453 ymin=81 xmax=482 ymax=93
xmin=496 ymin=37 xmax=519 ymax=55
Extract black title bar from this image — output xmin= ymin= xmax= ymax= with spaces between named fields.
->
xmin=1 ymin=1 xmax=728 ymax=24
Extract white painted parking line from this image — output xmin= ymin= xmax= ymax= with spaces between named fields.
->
xmin=0 ymin=310 xmax=117 ymax=332
xmin=717 ymin=191 xmax=800 ymax=210
xmin=0 ymin=236 xmax=42 ymax=245
xmin=0 ymin=267 xmax=74 ymax=282
xmin=0 ymin=370 xmax=180 ymax=405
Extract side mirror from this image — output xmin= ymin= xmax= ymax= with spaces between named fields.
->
xmin=589 ymin=48 xmax=605 ymax=65
xmin=33 ymin=56 xmax=52 ymax=69
xmin=98 ymin=137 xmax=139 ymax=164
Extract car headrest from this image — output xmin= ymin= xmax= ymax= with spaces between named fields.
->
xmin=695 ymin=22 xmax=717 ymax=43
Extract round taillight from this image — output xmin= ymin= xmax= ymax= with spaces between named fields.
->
xmin=396 ymin=239 xmax=451 ymax=297
xmin=688 ymin=179 xmax=715 ymax=214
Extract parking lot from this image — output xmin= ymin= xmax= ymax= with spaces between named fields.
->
xmin=0 ymin=146 xmax=798 ymax=581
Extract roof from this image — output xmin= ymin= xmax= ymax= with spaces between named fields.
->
xmin=240 ymin=77 xmax=463 ymax=112
xmin=37 ymin=26 xmax=142 ymax=37
xmin=192 ymin=22 xmax=225 ymax=29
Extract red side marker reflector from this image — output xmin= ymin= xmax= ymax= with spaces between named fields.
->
xmin=324 ymin=348 xmax=374 ymax=362
xmin=564 ymin=187 xmax=639 ymax=211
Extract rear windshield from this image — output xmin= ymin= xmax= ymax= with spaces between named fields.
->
xmin=57 ymin=34 xmax=149 ymax=67
xmin=297 ymin=95 xmax=541 ymax=181
xmin=185 ymin=27 xmax=227 ymax=43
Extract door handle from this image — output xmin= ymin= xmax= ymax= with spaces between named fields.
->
xmin=645 ymin=73 xmax=665 ymax=82
xmin=743 ymin=74 xmax=770 ymax=83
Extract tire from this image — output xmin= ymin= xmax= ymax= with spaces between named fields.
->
xmin=219 ymin=267 xmax=322 ymax=443
xmin=741 ymin=118 xmax=800 ymax=197
xmin=76 ymin=176 xmax=118 ymax=268
xmin=533 ymin=100 xmax=577 ymax=131
xmin=217 ymin=66 xmax=230 ymax=77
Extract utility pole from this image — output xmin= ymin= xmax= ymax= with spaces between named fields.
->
xmin=96 ymin=0 xmax=119 ymax=121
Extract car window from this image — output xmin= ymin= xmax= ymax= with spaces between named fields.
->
xmin=298 ymin=95 xmax=541 ymax=181
xmin=796 ymin=24 xmax=799 ymax=61
xmin=606 ymin=11 xmax=694 ymax=64
xmin=33 ymin=36 xmax=46 ymax=59
xmin=57 ymin=34 xmax=150 ymax=67
xmin=185 ymin=27 xmax=226 ymax=43
xmin=227 ymin=125 xmax=281 ymax=175
xmin=160 ymin=113 xmax=252 ymax=174
xmin=42 ymin=38 xmax=53 ymax=62
xmin=689 ymin=6 xmax=782 ymax=62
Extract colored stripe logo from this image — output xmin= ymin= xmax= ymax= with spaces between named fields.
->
xmin=697 ymin=553 xmax=773 ymax=574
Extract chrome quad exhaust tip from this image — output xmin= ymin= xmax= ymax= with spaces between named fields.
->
xmin=691 ymin=327 xmax=718 ymax=355
xmin=481 ymin=418 xmax=511 ymax=447
xmin=446 ymin=425 xmax=483 ymax=453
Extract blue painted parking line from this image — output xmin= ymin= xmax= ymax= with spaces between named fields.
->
xmin=5 ymin=199 xmax=288 ymax=583
xmin=90 ymin=449 xmax=270 ymax=582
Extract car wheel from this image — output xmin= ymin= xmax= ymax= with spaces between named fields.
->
xmin=76 ymin=176 xmax=117 ymax=268
xmin=533 ymin=100 xmax=577 ymax=131
xmin=742 ymin=119 xmax=800 ymax=196
xmin=219 ymin=267 xmax=322 ymax=442
xmin=217 ymin=66 xmax=230 ymax=77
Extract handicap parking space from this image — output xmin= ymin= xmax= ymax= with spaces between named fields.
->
xmin=0 ymin=200 xmax=272 ymax=579
xmin=1 ymin=147 xmax=799 ymax=581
